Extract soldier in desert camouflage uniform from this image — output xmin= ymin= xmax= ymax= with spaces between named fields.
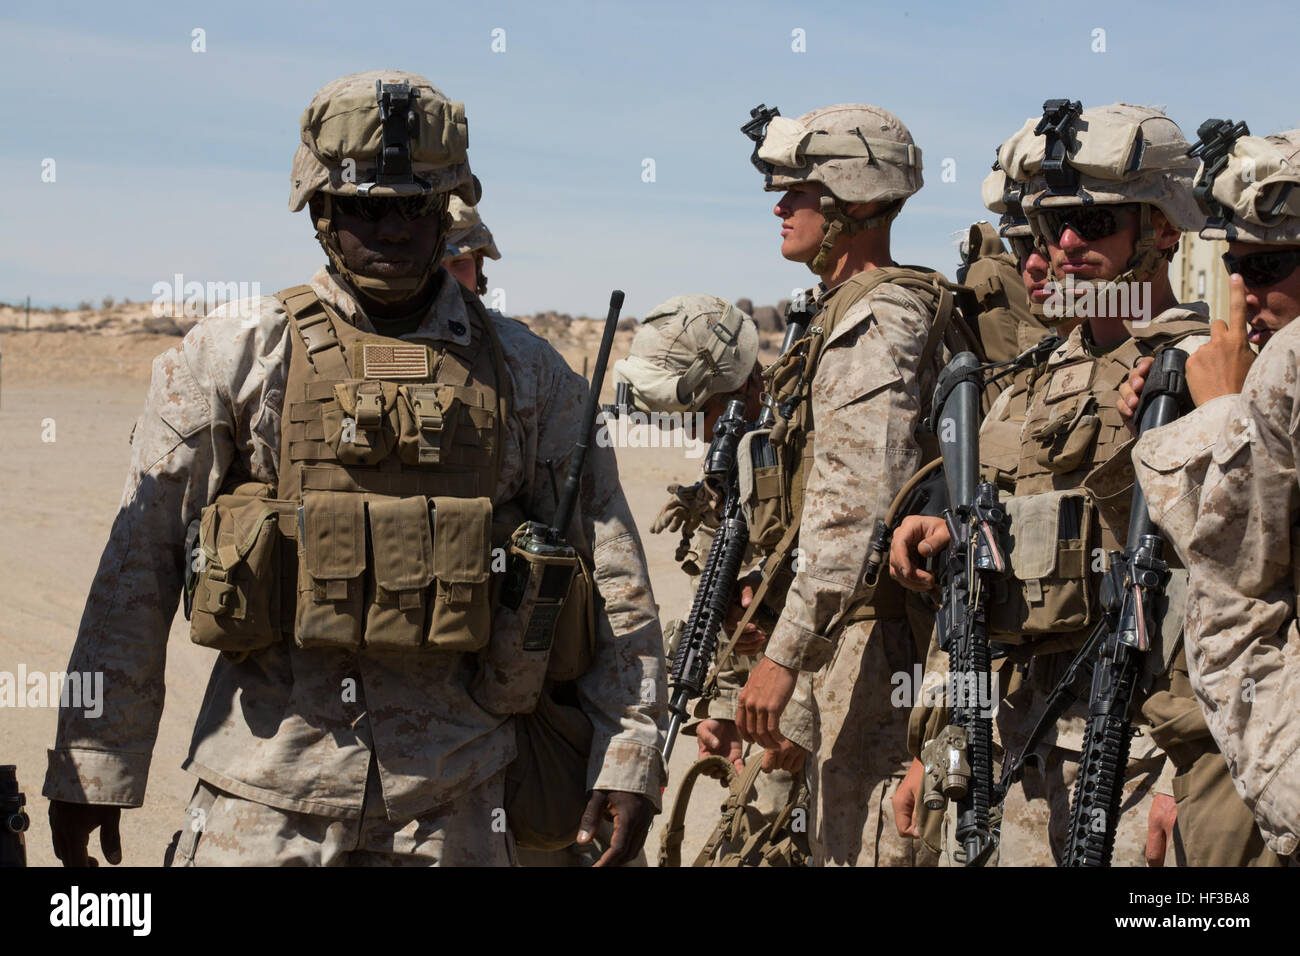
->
xmin=612 ymin=298 xmax=815 ymax=838
xmin=43 ymin=70 xmax=665 ymax=867
xmin=892 ymin=103 xmax=1215 ymax=866
xmin=442 ymin=195 xmax=501 ymax=298
xmin=730 ymin=103 xmax=972 ymax=866
xmin=1125 ymin=127 xmax=1300 ymax=864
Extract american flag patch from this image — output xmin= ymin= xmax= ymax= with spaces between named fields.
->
xmin=361 ymin=343 xmax=430 ymax=379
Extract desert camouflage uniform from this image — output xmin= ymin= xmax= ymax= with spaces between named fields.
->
xmin=958 ymin=310 xmax=1211 ymax=866
xmin=618 ymin=295 xmax=811 ymax=857
xmin=1140 ymin=320 xmax=1300 ymax=860
xmin=43 ymin=265 xmax=666 ymax=863
xmin=763 ymin=279 xmax=948 ymax=867
xmin=1129 ymin=397 xmax=1291 ymax=865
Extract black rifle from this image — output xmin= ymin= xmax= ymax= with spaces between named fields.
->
xmin=922 ymin=351 xmax=1008 ymax=867
xmin=1063 ymin=348 xmax=1189 ymax=866
xmin=499 ymin=290 xmax=624 ymax=650
xmin=0 ymin=765 xmax=28 ymax=867
xmin=662 ymin=311 xmax=809 ymax=760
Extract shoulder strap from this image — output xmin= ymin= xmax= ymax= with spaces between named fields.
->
xmin=460 ymin=286 xmax=512 ymax=493
xmin=275 ymin=284 xmax=350 ymax=381
xmin=657 ymin=755 xmax=737 ymax=867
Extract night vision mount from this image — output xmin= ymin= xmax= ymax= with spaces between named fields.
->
xmin=1188 ymin=118 xmax=1251 ymax=236
xmin=369 ymin=80 xmax=423 ymax=191
xmin=743 ymin=103 xmax=781 ymax=183
xmin=1035 ymin=98 xmax=1084 ymax=194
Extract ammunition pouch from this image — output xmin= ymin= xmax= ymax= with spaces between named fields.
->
xmin=471 ymin=521 xmax=596 ymax=715
xmin=189 ymin=483 xmax=496 ymax=655
xmin=323 ymin=381 xmax=400 ymax=465
xmin=1028 ymin=392 xmax=1101 ymax=475
xmin=737 ymin=428 xmax=789 ymax=551
xmin=988 ymin=490 xmax=1096 ymax=642
xmin=394 ymin=383 xmax=498 ymax=467
xmin=295 ymin=491 xmax=368 ymax=649
xmin=187 ymin=487 xmax=296 ymax=655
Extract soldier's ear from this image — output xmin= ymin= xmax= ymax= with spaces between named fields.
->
xmin=1150 ymin=209 xmax=1182 ymax=252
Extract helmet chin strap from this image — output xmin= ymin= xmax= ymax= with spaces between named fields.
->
xmin=806 ymin=196 xmax=902 ymax=275
xmin=1045 ymin=204 xmax=1174 ymax=317
xmin=314 ymin=194 xmax=451 ymax=307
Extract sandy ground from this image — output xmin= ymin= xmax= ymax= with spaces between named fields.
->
xmin=0 ymin=321 xmax=757 ymax=868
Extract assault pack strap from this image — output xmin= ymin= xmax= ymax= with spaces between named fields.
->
xmin=658 ymin=753 xmax=808 ymax=867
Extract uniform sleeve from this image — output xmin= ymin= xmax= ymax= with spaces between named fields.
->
xmin=1130 ymin=396 xmax=1235 ymax=565
xmin=42 ymin=302 xmax=287 ymax=806
xmin=1183 ymin=334 xmax=1300 ymax=856
xmin=765 ymin=288 xmax=931 ymax=672
xmin=533 ymin=363 xmax=667 ymax=807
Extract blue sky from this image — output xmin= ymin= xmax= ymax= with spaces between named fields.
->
xmin=3 ymin=0 xmax=1297 ymax=317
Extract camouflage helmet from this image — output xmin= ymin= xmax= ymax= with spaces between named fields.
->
xmin=290 ymin=70 xmax=479 ymax=212
xmin=291 ymin=70 xmax=480 ymax=304
xmin=611 ymin=295 xmax=759 ymax=414
xmin=744 ymin=103 xmax=923 ymax=274
xmin=1006 ymin=102 xmax=1201 ymax=228
xmin=444 ymin=195 xmax=502 ymax=260
xmin=1001 ymin=101 xmax=1201 ymax=288
xmin=1191 ymin=124 xmax=1300 ymax=244
xmin=981 ymin=163 xmax=1033 ymax=240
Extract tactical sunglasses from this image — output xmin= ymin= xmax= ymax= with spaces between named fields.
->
xmin=1221 ymin=248 xmax=1300 ymax=288
xmin=332 ymin=192 xmax=445 ymax=222
xmin=1037 ymin=203 xmax=1137 ymax=243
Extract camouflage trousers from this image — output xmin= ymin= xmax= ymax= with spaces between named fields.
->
xmin=166 ymin=763 xmax=514 ymax=866
xmin=994 ymin=657 xmax=1165 ymax=867
xmin=992 ymin=741 xmax=1165 ymax=866
xmin=807 ymin=617 xmax=941 ymax=867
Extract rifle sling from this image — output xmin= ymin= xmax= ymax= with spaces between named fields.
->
xmin=996 ymin=619 xmax=1104 ymax=797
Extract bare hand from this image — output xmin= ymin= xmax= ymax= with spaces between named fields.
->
xmin=697 ymin=718 xmax=745 ymax=776
xmin=892 ymin=758 xmax=924 ymax=838
xmin=49 ymin=800 xmax=123 ymax=867
xmin=1187 ymin=274 xmax=1256 ymax=407
xmin=1116 ymin=355 xmax=1155 ymax=435
xmin=723 ymin=572 xmax=768 ymax=655
xmin=578 ymin=790 xmax=654 ymax=867
xmin=762 ymin=738 xmax=808 ymax=774
xmin=736 ymin=656 xmax=798 ymax=748
xmin=1145 ymin=792 xmax=1177 ymax=867
xmin=888 ymin=515 xmax=950 ymax=591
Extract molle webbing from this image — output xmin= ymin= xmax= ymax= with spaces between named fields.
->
xmin=274 ymin=284 xmax=508 ymax=503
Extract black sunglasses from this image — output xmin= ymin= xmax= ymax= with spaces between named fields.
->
xmin=332 ymin=192 xmax=445 ymax=223
xmin=1221 ymin=248 xmax=1300 ymax=288
xmin=1038 ymin=204 xmax=1136 ymax=243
